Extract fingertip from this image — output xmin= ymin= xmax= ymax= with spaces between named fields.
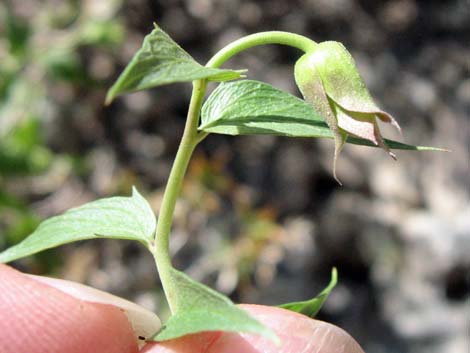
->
xmin=0 ymin=264 xmax=139 ymax=353
xmin=238 ymin=304 xmax=366 ymax=353
xmin=138 ymin=304 xmax=365 ymax=353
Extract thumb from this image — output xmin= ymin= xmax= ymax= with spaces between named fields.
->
xmin=142 ymin=304 xmax=365 ymax=353
xmin=0 ymin=264 xmax=160 ymax=353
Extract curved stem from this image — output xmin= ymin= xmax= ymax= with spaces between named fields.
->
xmin=152 ymin=79 xmax=207 ymax=312
xmin=152 ymin=31 xmax=316 ymax=314
xmin=206 ymin=31 xmax=317 ymax=69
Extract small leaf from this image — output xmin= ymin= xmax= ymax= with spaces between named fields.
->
xmin=199 ymin=79 xmax=446 ymax=152
xmin=106 ymin=24 xmax=243 ymax=104
xmin=200 ymin=79 xmax=327 ymax=137
xmin=0 ymin=187 xmax=156 ymax=263
xmin=153 ymin=268 xmax=278 ymax=343
xmin=279 ymin=268 xmax=337 ymax=318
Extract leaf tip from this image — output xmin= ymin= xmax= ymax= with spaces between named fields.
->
xmin=433 ymin=147 xmax=452 ymax=153
xmin=104 ymin=90 xmax=115 ymax=106
xmin=414 ymin=146 xmax=451 ymax=152
xmin=333 ymin=169 xmax=343 ymax=186
xmin=331 ymin=267 xmax=338 ymax=285
xmin=131 ymin=186 xmax=147 ymax=202
xmin=332 ymin=137 xmax=345 ymax=186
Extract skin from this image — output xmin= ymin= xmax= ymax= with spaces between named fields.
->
xmin=0 ymin=264 xmax=365 ymax=353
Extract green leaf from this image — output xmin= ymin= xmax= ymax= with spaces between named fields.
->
xmin=349 ymin=137 xmax=446 ymax=152
xmin=106 ymin=24 xmax=243 ymax=104
xmin=200 ymin=79 xmax=327 ymax=137
xmin=279 ymin=268 xmax=337 ymax=318
xmin=0 ymin=187 xmax=156 ymax=263
xmin=200 ymin=79 xmax=447 ymax=152
xmin=153 ymin=268 xmax=278 ymax=343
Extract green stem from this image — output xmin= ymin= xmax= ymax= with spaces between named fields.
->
xmin=152 ymin=31 xmax=316 ymax=314
xmin=206 ymin=31 xmax=317 ymax=69
xmin=152 ymin=79 xmax=207 ymax=312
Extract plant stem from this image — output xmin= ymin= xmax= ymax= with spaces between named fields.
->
xmin=152 ymin=31 xmax=317 ymax=314
xmin=206 ymin=31 xmax=317 ymax=69
xmin=152 ymin=79 xmax=207 ymax=312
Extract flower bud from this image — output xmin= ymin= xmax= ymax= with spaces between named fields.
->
xmin=295 ymin=41 xmax=401 ymax=182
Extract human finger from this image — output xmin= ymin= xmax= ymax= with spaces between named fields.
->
xmin=141 ymin=304 xmax=365 ymax=353
xmin=0 ymin=264 xmax=160 ymax=353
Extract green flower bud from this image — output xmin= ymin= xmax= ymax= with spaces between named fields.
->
xmin=295 ymin=41 xmax=401 ymax=182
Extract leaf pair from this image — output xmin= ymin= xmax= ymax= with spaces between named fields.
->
xmin=106 ymin=24 xmax=441 ymax=163
xmin=160 ymin=266 xmax=339 ymax=341
xmin=0 ymin=186 xmax=333 ymax=342
xmin=0 ymin=188 xmax=275 ymax=341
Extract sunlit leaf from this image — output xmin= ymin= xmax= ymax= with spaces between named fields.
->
xmin=106 ymin=24 xmax=243 ymax=104
xmin=153 ymin=268 xmax=278 ymax=342
xmin=0 ymin=187 xmax=156 ymax=263
xmin=200 ymin=79 xmax=446 ymax=152
xmin=279 ymin=268 xmax=337 ymax=318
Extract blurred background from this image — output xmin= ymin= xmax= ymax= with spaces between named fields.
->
xmin=0 ymin=0 xmax=468 ymax=352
